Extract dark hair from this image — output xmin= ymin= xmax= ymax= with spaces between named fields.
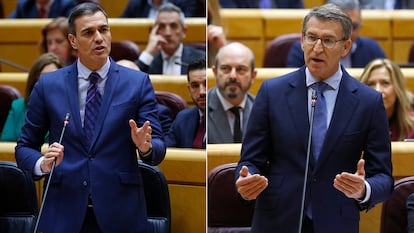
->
xmin=25 ymin=53 xmax=63 ymax=106
xmin=187 ymin=58 xmax=206 ymax=81
xmin=68 ymin=2 xmax=108 ymax=35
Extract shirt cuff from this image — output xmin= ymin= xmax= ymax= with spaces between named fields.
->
xmin=138 ymin=51 xmax=154 ymax=66
xmin=34 ymin=156 xmax=45 ymax=176
xmin=357 ymin=180 xmax=371 ymax=203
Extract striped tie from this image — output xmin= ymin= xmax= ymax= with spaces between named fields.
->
xmin=84 ymin=72 xmax=102 ymax=144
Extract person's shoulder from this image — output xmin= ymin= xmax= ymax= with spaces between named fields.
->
xmin=356 ymin=36 xmax=384 ymax=49
xmin=175 ymin=107 xmax=198 ymax=120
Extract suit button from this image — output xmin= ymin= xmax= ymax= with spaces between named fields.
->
xmin=83 ymin=181 xmax=88 ymax=187
xmin=312 ymin=177 xmax=317 ymax=182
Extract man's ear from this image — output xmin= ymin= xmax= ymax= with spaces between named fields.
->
xmin=68 ymin=33 xmax=77 ymax=50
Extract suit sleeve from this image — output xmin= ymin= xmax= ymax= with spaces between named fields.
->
xmin=286 ymin=41 xmax=305 ymax=68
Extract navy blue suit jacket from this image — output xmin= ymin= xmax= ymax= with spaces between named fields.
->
xmin=236 ymin=66 xmax=393 ymax=233
xmin=165 ymin=107 xmax=205 ymax=149
xmin=121 ymin=0 xmax=203 ymax=17
xmin=8 ymin=0 xmax=75 ymax=18
xmin=136 ymin=45 xmax=205 ymax=74
xmin=287 ymin=36 xmax=386 ymax=68
xmin=15 ymin=59 xmax=166 ymax=233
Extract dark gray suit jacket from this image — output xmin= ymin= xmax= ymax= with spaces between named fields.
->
xmin=207 ymin=87 xmax=255 ymax=144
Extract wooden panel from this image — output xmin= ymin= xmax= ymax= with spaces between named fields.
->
xmin=262 ymin=9 xmax=306 ymax=39
xmin=208 ymin=68 xmax=414 ymax=95
xmin=391 ymin=10 xmax=414 ymax=39
xmin=0 ymin=18 xmax=205 ymax=72
xmin=100 ymin=0 xmax=129 ymax=18
xmin=220 ymin=9 xmax=263 ymax=39
xmin=360 ymin=10 xmax=392 ymax=39
xmin=393 ymin=40 xmax=413 ymax=63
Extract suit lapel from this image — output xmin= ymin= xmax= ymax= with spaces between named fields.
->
xmin=207 ymin=88 xmax=233 ymax=142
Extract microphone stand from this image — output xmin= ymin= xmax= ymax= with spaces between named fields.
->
xmin=298 ymin=90 xmax=317 ymax=233
xmin=33 ymin=113 xmax=70 ymax=233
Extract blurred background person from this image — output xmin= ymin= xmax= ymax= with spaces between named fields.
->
xmin=8 ymin=0 xmax=76 ymax=18
xmin=287 ymin=0 xmax=386 ymax=68
xmin=40 ymin=16 xmax=76 ymax=66
xmin=135 ymin=2 xmax=205 ymax=75
xmin=166 ymin=58 xmax=206 ymax=148
xmin=358 ymin=0 xmax=414 ymax=9
xmin=360 ymin=58 xmax=414 ymax=141
xmin=208 ymin=42 xmax=256 ymax=144
xmin=1 ymin=53 xmax=62 ymax=142
xmin=121 ymin=0 xmax=205 ymax=18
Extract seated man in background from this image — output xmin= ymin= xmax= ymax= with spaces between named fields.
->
xmin=287 ymin=0 xmax=386 ymax=68
xmin=120 ymin=0 xmax=204 ymax=18
xmin=165 ymin=58 xmax=206 ymax=148
xmin=208 ymin=42 xmax=256 ymax=144
xmin=135 ymin=3 xmax=205 ymax=75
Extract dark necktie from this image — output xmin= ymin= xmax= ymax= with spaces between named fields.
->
xmin=84 ymin=72 xmax=102 ymax=144
xmin=311 ymin=82 xmax=328 ymax=162
xmin=229 ymin=106 xmax=242 ymax=143
xmin=192 ymin=114 xmax=205 ymax=149
xmin=39 ymin=7 xmax=46 ymax=18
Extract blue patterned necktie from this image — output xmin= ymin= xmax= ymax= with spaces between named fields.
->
xmin=84 ymin=72 xmax=102 ymax=144
xmin=312 ymin=82 xmax=328 ymax=162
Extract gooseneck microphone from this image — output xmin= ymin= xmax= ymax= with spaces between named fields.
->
xmin=33 ymin=113 xmax=70 ymax=233
xmin=298 ymin=91 xmax=317 ymax=233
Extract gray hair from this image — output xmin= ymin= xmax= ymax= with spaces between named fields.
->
xmin=156 ymin=3 xmax=186 ymax=26
xmin=302 ymin=3 xmax=353 ymax=40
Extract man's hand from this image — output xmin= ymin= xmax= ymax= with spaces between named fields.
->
xmin=144 ymin=24 xmax=167 ymax=55
xmin=41 ymin=142 xmax=64 ymax=173
xmin=235 ymin=165 xmax=268 ymax=200
xmin=333 ymin=159 xmax=366 ymax=199
xmin=129 ymin=119 xmax=152 ymax=154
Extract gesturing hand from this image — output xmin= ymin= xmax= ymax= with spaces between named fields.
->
xmin=129 ymin=119 xmax=152 ymax=154
xmin=333 ymin=159 xmax=366 ymax=199
xmin=235 ymin=166 xmax=268 ymax=200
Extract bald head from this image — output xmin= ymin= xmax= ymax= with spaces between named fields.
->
xmin=214 ymin=42 xmax=255 ymax=71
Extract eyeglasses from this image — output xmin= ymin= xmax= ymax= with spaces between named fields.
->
xmin=304 ymin=34 xmax=346 ymax=49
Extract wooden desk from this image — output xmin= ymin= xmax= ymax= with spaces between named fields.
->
xmin=0 ymin=18 xmax=205 ymax=72
xmin=0 ymin=144 xmax=206 ymax=233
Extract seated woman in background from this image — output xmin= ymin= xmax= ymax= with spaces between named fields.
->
xmin=40 ymin=17 xmax=76 ymax=66
xmin=1 ymin=53 xmax=62 ymax=142
xmin=360 ymin=58 xmax=414 ymax=141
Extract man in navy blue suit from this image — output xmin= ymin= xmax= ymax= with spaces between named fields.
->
xmin=165 ymin=58 xmax=206 ymax=149
xmin=236 ymin=4 xmax=393 ymax=233
xmin=15 ymin=3 xmax=165 ymax=232
xmin=287 ymin=0 xmax=386 ymax=68
xmin=135 ymin=3 xmax=205 ymax=75
xmin=9 ymin=0 xmax=76 ymax=18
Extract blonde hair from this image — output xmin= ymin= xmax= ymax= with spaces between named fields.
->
xmin=360 ymin=58 xmax=414 ymax=140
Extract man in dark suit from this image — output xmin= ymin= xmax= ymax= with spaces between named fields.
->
xmin=165 ymin=58 xmax=206 ymax=148
xmin=8 ymin=0 xmax=76 ymax=18
xmin=135 ymin=3 xmax=205 ymax=75
xmin=15 ymin=3 xmax=165 ymax=233
xmin=208 ymin=42 xmax=256 ymax=144
xmin=235 ymin=4 xmax=393 ymax=233
xmin=121 ymin=0 xmax=204 ymax=18
xmin=287 ymin=0 xmax=386 ymax=68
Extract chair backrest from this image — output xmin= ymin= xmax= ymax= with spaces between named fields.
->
xmin=0 ymin=161 xmax=38 ymax=233
xmin=380 ymin=176 xmax=414 ymax=233
xmin=0 ymin=85 xmax=22 ymax=134
xmin=110 ymin=40 xmax=140 ymax=62
xmin=263 ymin=33 xmax=301 ymax=68
xmin=208 ymin=163 xmax=254 ymax=233
xmin=155 ymin=91 xmax=188 ymax=119
xmin=138 ymin=160 xmax=171 ymax=233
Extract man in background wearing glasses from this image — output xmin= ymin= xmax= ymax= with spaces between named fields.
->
xmin=235 ymin=3 xmax=392 ymax=233
xmin=287 ymin=0 xmax=386 ymax=68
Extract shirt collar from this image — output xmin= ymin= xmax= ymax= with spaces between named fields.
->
xmin=305 ymin=64 xmax=342 ymax=90
xmin=161 ymin=43 xmax=183 ymax=60
xmin=215 ymin=88 xmax=248 ymax=111
xmin=77 ymin=57 xmax=111 ymax=81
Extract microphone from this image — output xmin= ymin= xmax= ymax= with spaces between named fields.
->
xmin=174 ymin=61 xmax=188 ymax=66
xmin=298 ymin=90 xmax=317 ymax=233
xmin=33 ymin=113 xmax=70 ymax=233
